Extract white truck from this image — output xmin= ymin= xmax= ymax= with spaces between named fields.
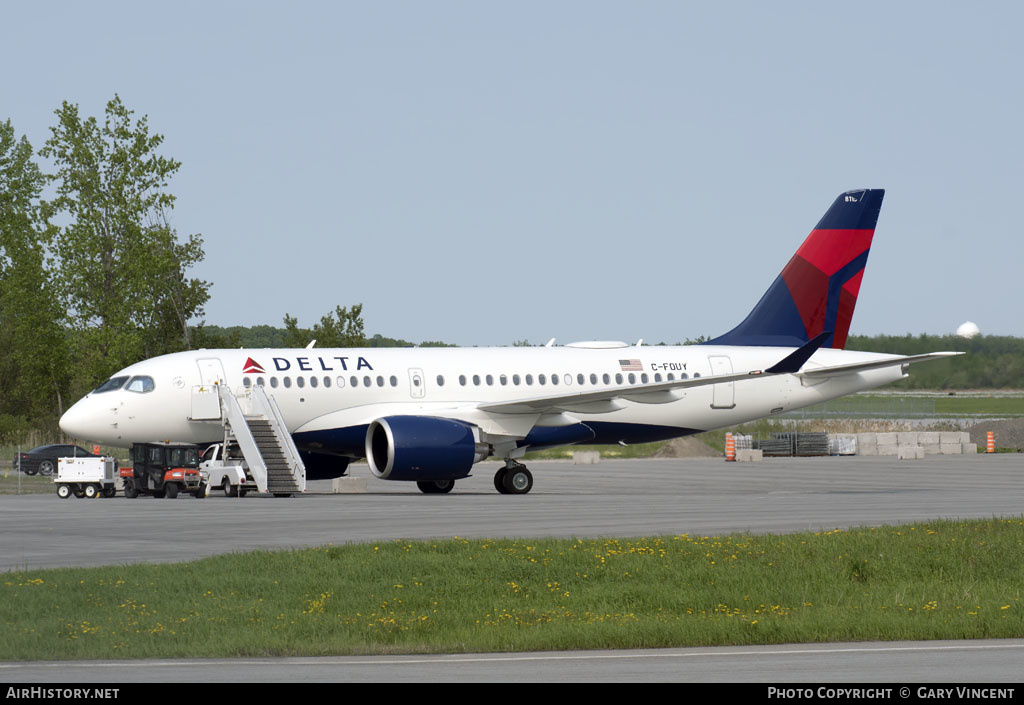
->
xmin=200 ymin=443 xmax=256 ymax=497
xmin=55 ymin=457 xmax=118 ymax=499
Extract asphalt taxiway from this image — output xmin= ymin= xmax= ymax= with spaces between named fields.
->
xmin=2 ymin=454 xmax=1021 ymax=682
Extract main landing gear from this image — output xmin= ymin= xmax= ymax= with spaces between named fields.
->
xmin=494 ymin=459 xmax=533 ymax=495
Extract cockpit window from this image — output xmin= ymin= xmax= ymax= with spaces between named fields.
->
xmin=93 ymin=376 xmax=129 ymax=394
xmin=125 ymin=376 xmax=155 ymax=393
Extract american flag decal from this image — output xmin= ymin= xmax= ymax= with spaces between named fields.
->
xmin=619 ymin=359 xmax=643 ymax=372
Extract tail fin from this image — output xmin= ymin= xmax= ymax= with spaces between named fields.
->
xmin=706 ymin=189 xmax=884 ymax=349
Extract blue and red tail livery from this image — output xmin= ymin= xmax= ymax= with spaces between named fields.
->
xmin=707 ymin=189 xmax=884 ymax=349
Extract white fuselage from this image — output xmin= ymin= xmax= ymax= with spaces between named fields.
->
xmin=59 ymin=343 xmax=905 ymax=453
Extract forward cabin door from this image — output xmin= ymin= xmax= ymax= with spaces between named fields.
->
xmin=708 ymin=355 xmax=736 ymax=409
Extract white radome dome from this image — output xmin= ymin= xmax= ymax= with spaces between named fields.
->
xmin=956 ymin=321 xmax=980 ymax=339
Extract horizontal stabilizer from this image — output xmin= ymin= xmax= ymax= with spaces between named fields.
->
xmin=797 ymin=352 xmax=964 ymax=378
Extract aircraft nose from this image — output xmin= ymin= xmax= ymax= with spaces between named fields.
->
xmin=60 ymin=398 xmax=98 ymax=441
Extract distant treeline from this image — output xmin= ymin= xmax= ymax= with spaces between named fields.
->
xmin=194 ymin=326 xmax=1021 ymax=391
xmin=845 ymin=334 xmax=1024 ymax=390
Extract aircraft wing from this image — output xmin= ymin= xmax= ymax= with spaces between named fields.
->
xmin=478 ymin=345 xmax=962 ymax=416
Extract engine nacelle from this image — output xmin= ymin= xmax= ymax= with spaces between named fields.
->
xmin=365 ymin=416 xmax=486 ymax=481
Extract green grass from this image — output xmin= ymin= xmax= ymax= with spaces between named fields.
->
xmin=2 ymin=518 xmax=1022 ymax=661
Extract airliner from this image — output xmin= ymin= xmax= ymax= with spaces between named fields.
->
xmin=59 ymin=189 xmax=959 ymax=494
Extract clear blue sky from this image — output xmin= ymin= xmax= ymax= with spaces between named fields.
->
xmin=3 ymin=1 xmax=1021 ymax=345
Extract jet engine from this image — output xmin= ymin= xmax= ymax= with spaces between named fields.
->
xmin=365 ymin=416 xmax=489 ymax=481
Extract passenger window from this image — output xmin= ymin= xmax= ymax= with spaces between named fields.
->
xmin=437 ymin=375 xmax=445 ymax=386
xmin=297 ymin=377 xmax=305 ymax=388
xmin=602 ymin=373 xmax=610 ymax=384
xmin=512 ymin=374 xmax=521 ymax=386
xmin=473 ymin=374 xmax=481 ymax=386
xmin=628 ymin=373 xmax=636 ymax=384
xmin=243 ymin=377 xmax=252 ymax=388
xmin=323 ymin=376 xmax=331 ymax=388
xmin=351 ymin=376 xmax=358 ymax=387
xmin=641 ymin=373 xmax=649 ymax=384
xmin=500 ymin=375 xmax=507 ymax=386
xmin=459 ymin=375 xmax=467 ymax=386
xmin=390 ymin=376 xmax=398 ymax=387
xmin=337 ymin=376 xmax=346 ymax=388
xmin=538 ymin=374 xmax=546 ymax=385
xmin=364 ymin=376 xmax=372 ymax=387
xmin=615 ymin=373 xmax=623 ymax=384
xmin=271 ymin=377 xmax=279 ymax=388
xmin=525 ymin=374 xmax=533 ymax=386
xmin=551 ymin=374 xmax=559 ymax=386
xmin=563 ymin=374 xmax=572 ymax=385
xmin=309 ymin=376 xmax=318 ymax=388
xmin=257 ymin=377 xmax=265 ymax=387
xmin=486 ymin=375 xmax=494 ymax=386
xmin=283 ymin=377 xmax=292 ymax=388
xmin=577 ymin=374 xmax=585 ymax=385
xmin=654 ymin=373 xmax=662 ymax=383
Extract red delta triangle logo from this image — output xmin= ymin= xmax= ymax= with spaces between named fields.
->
xmin=242 ymin=357 xmax=265 ymax=374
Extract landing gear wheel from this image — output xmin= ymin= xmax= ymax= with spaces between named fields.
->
xmin=502 ymin=466 xmax=533 ymax=495
xmin=84 ymin=484 xmax=99 ymax=499
xmin=494 ymin=468 xmax=509 ymax=494
xmin=57 ymin=484 xmax=72 ymax=499
xmin=417 ymin=480 xmax=454 ymax=494
xmin=165 ymin=483 xmax=179 ymax=499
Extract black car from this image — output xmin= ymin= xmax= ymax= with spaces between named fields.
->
xmin=13 ymin=444 xmax=99 ymax=476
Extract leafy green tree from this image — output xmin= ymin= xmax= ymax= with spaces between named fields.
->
xmin=39 ymin=95 xmax=209 ymax=386
xmin=0 ymin=120 xmax=70 ymax=430
xmin=284 ymin=304 xmax=366 ymax=348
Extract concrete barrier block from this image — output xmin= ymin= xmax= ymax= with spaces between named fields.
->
xmin=939 ymin=443 xmax=962 ymax=455
xmin=858 ymin=433 xmax=877 ymax=446
xmin=876 ymin=433 xmax=898 ymax=446
xmin=940 ymin=432 xmax=961 ymax=444
xmin=859 ymin=443 xmax=879 ymax=456
xmin=877 ymin=444 xmax=899 ymax=456
xmin=919 ymin=432 xmax=940 ymax=445
xmin=573 ymin=451 xmax=601 ymax=465
xmin=897 ymin=445 xmax=925 ymax=460
xmin=922 ymin=443 xmax=941 ymax=455
xmin=333 ymin=477 xmax=367 ymax=493
xmin=735 ymin=449 xmax=763 ymax=462
xmin=961 ymin=432 xmax=972 ymax=443
xmin=962 ymin=443 xmax=978 ymax=454
xmin=898 ymin=432 xmax=919 ymax=446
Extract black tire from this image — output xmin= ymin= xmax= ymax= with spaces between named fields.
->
xmin=38 ymin=460 xmax=55 ymax=476
xmin=502 ymin=467 xmax=533 ymax=495
xmin=417 ymin=480 xmax=455 ymax=494
xmin=124 ymin=483 xmax=139 ymax=499
xmin=73 ymin=488 xmax=86 ymax=498
xmin=272 ymin=493 xmax=292 ymax=498
xmin=165 ymin=483 xmax=179 ymax=499
xmin=57 ymin=484 xmax=72 ymax=499
xmin=224 ymin=483 xmax=238 ymax=498
xmin=102 ymin=487 xmax=117 ymax=498
xmin=494 ymin=468 xmax=508 ymax=494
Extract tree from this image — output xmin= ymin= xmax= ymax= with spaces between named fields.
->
xmin=39 ymin=95 xmax=209 ymax=385
xmin=284 ymin=304 xmax=366 ymax=348
xmin=0 ymin=119 xmax=70 ymax=432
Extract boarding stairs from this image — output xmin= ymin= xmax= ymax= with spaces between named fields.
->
xmin=193 ymin=384 xmax=306 ymax=494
